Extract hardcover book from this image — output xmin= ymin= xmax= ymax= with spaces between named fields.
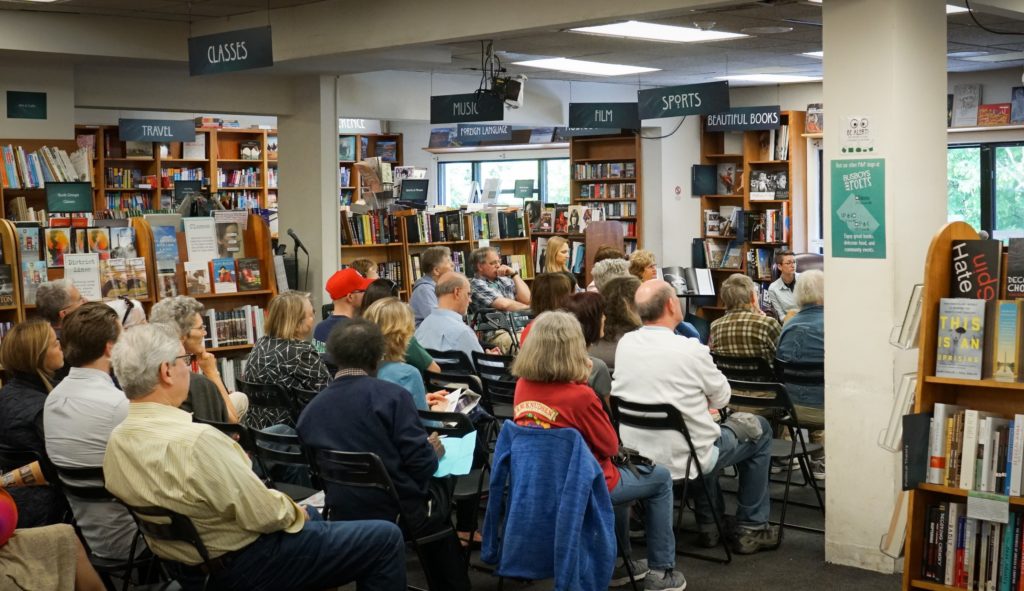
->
xmin=239 ymin=140 xmax=262 ymax=161
xmin=691 ymin=164 xmax=716 ymax=196
xmin=0 ymin=264 xmax=13 ymax=306
xmin=20 ymin=261 xmax=46 ymax=306
xmin=338 ymin=136 xmax=356 ymax=161
xmin=109 ymin=227 xmax=137 ymax=260
xmin=950 ymin=240 xmax=1001 ymax=300
xmin=567 ymin=205 xmax=588 ymax=234
xmin=184 ymin=261 xmax=210 ymax=295
xmin=716 ymin=163 xmax=738 ymax=195
xmin=153 ymin=225 xmax=180 ymax=271
xmin=990 ymin=300 xmax=1021 ymax=382
xmin=553 ymin=206 xmax=569 ymax=234
xmin=525 ymin=200 xmax=542 ymax=231
xmin=977 ymin=103 xmax=1011 ymax=127
xmin=86 ymin=227 xmax=111 ymax=261
xmin=236 ymin=258 xmax=262 ymax=291
xmin=374 ymin=141 xmax=398 ymax=162
xmin=951 ymin=83 xmax=982 ymax=127
xmin=1011 ymin=87 xmax=1024 ymax=125
xmin=126 ymin=257 xmax=148 ymax=299
xmin=43 ymin=228 xmax=71 ymax=268
xmin=935 ymin=297 xmax=986 ymax=379
xmin=64 ymin=253 xmax=101 ymax=301
xmin=100 ymin=258 xmax=127 ymax=299
xmin=158 ymin=271 xmax=179 ymax=298
xmin=1006 ymin=238 xmax=1024 ymax=299
xmin=211 ymin=258 xmax=237 ymax=294
xmin=805 ymin=103 xmax=823 ymax=134
xmin=125 ymin=141 xmax=153 ymax=158
xmin=71 ymin=228 xmax=88 ymax=254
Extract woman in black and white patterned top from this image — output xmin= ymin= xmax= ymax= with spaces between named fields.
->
xmin=243 ymin=291 xmax=331 ymax=396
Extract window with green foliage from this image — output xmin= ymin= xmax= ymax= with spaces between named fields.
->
xmin=994 ymin=146 xmax=1024 ymax=239
xmin=947 ymin=142 xmax=1024 ymax=240
xmin=438 ymin=158 xmax=569 ymax=207
xmin=947 ymin=146 xmax=981 ymax=229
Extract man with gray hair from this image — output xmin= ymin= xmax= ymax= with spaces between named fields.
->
xmin=35 ymin=279 xmax=84 ymax=336
xmin=415 ymin=272 xmax=489 ymax=368
xmin=613 ymin=279 xmax=778 ymax=554
xmin=410 ymin=245 xmax=454 ymax=327
xmin=103 ymin=324 xmax=407 ymax=590
xmin=591 ymin=258 xmax=630 ymax=294
xmin=709 ymin=273 xmax=781 ymax=366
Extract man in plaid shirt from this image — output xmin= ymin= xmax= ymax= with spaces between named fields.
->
xmin=709 ymin=274 xmax=781 ymax=365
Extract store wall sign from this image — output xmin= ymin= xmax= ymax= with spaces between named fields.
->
xmin=46 ymin=182 xmax=93 ymax=213
xmin=119 ymin=118 xmax=195 ymax=142
xmin=637 ymin=81 xmax=730 ymax=119
xmin=569 ymin=102 xmax=640 ymax=129
xmin=338 ymin=119 xmax=382 ymax=134
xmin=705 ymin=106 xmax=781 ymax=132
xmin=430 ymin=93 xmax=504 ymax=124
xmin=188 ymin=26 xmax=274 ymax=76
xmin=558 ymin=127 xmax=620 ymax=138
xmin=457 ymin=124 xmax=512 ymax=142
xmin=6 ymin=91 xmax=46 ymax=120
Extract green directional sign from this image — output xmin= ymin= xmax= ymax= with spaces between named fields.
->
xmin=637 ymin=81 xmax=730 ymax=119
xmin=430 ymin=93 xmax=504 ymax=124
xmin=831 ymin=158 xmax=886 ymax=259
xmin=6 ymin=91 xmax=46 ymax=120
xmin=569 ymin=103 xmax=640 ymax=129
xmin=514 ymin=179 xmax=535 ymax=199
xmin=46 ymin=182 xmax=93 ymax=213
xmin=188 ymin=26 xmax=274 ymax=76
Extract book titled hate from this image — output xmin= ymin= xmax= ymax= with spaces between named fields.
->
xmin=950 ymin=239 xmax=1001 ymax=300
xmin=935 ymin=298 xmax=986 ymax=380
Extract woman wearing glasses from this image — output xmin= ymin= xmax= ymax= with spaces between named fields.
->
xmin=150 ymin=296 xmax=247 ymax=423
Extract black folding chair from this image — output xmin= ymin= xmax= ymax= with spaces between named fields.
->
xmin=236 ymin=378 xmax=299 ymax=429
xmin=476 ymin=373 xmax=516 ymax=422
xmin=774 ymin=359 xmax=826 ymax=488
xmin=313 ymin=450 xmax=447 ymax=591
xmin=321 ymin=304 xmax=333 ymax=320
xmin=250 ymin=427 xmax=319 ymax=502
xmin=193 ymin=417 xmax=272 ymax=482
xmin=424 ymin=369 xmax=484 ymax=401
xmin=471 ymin=351 xmax=514 ymax=382
xmin=424 ymin=348 xmax=477 ymax=376
xmin=711 ymin=354 xmax=777 ymax=382
xmin=123 ymin=504 xmax=215 ymax=591
xmin=608 ymin=398 xmax=733 ymax=564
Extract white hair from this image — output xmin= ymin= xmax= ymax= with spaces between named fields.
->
xmin=106 ymin=298 xmax=148 ymax=328
xmin=795 ymin=269 xmax=825 ymax=308
xmin=149 ymin=296 xmax=204 ymax=339
xmin=592 ymin=259 xmax=630 ymax=293
xmin=111 ymin=324 xmax=182 ymax=400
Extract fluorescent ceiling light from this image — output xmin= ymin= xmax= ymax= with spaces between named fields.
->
xmin=716 ymin=74 xmax=822 ymax=84
xmin=570 ymin=20 xmax=746 ymax=43
xmin=809 ymin=0 xmax=967 ymax=12
xmin=802 ymin=51 xmax=824 ymax=58
xmin=963 ymin=50 xmax=1024 ymax=62
xmin=947 ymin=50 xmax=989 ymax=58
xmin=512 ymin=57 xmax=660 ymax=77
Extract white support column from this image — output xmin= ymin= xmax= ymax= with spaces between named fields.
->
xmin=822 ymin=0 xmax=948 ymax=572
xmin=277 ymin=76 xmax=339 ymax=310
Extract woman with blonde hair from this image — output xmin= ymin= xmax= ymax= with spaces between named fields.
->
xmin=628 ymin=249 xmax=658 ymax=282
xmin=511 ymin=311 xmax=684 ymax=589
xmin=544 ymin=236 xmax=571 ymax=274
xmin=244 ymin=290 xmax=331 ymax=395
xmin=363 ymin=297 xmax=429 ymax=409
xmin=0 ymin=320 xmax=68 ymax=527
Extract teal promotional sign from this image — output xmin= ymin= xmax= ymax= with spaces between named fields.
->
xmin=637 ymin=81 xmax=729 ymax=119
xmin=457 ymin=124 xmax=511 ymax=141
xmin=569 ymin=103 xmax=640 ymax=129
xmin=119 ymin=119 xmax=195 ymax=142
xmin=831 ymin=158 xmax=886 ymax=259
xmin=188 ymin=26 xmax=274 ymax=76
xmin=430 ymin=93 xmax=504 ymax=124
xmin=46 ymin=182 xmax=93 ymax=213
xmin=513 ymin=180 xmax=535 ymax=199
xmin=6 ymin=91 xmax=47 ymax=120
xmin=706 ymin=106 xmax=781 ymax=132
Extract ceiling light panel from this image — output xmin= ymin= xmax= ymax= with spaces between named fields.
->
xmin=570 ymin=21 xmax=747 ymax=43
xmin=512 ymin=57 xmax=660 ymax=76
xmin=716 ymin=73 xmax=822 ymax=84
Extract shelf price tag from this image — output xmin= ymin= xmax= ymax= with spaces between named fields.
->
xmin=966 ymin=491 xmax=1009 ymax=524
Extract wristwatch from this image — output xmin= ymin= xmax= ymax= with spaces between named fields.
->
xmin=509 ymin=270 xmax=519 ymax=278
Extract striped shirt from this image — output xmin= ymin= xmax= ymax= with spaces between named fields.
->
xmin=103 ymin=402 xmax=305 ymax=564
xmin=709 ymin=308 xmax=782 ymax=365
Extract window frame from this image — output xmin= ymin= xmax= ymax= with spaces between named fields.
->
xmin=947 ymin=140 xmax=1024 ymax=234
xmin=437 ymin=156 xmax=570 ymax=205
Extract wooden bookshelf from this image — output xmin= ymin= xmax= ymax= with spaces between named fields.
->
xmin=338 ymin=133 xmax=403 ymax=207
xmin=0 ymin=220 xmax=25 ymax=326
xmin=569 ymin=132 xmax=643 ymax=254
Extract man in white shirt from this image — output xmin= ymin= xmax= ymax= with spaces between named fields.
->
xmin=43 ymin=302 xmax=135 ymax=560
xmin=612 ymin=280 xmax=778 ymax=555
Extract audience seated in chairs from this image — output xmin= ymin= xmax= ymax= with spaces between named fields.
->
xmin=103 ymin=323 xmax=406 ymax=591
xmin=362 ymin=278 xmax=441 ymax=375
xmin=312 ymin=267 xmax=373 ymax=354
xmin=41 ymin=303 xmax=136 ymax=560
xmin=410 ymin=246 xmax=455 ymax=327
xmin=586 ymin=246 xmax=627 ymax=292
xmin=709 ymin=274 xmax=782 ymax=367
xmin=511 ymin=311 xmax=685 ymax=590
xmin=589 ymin=275 xmax=642 ymax=372
xmin=469 ymin=246 xmax=531 ymax=354
xmin=363 ymin=297 xmax=439 ymax=410
xmin=519 ymin=272 xmax=573 ymax=343
xmin=767 ymin=249 xmax=800 ymax=322
xmin=0 ymin=320 xmax=69 ymax=527
xmin=775 ymin=269 xmax=826 ymax=480
xmin=562 ymin=291 xmax=613 ymax=404
xmin=613 ymin=280 xmax=779 ymax=555
xmin=416 ymin=272 xmax=496 ymax=370
xmin=150 ymin=295 xmax=247 ymax=423
xmin=297 ymin=319 xmax=471 ymax=591
xmin=242 ymin=290 xmax=330 ymax=396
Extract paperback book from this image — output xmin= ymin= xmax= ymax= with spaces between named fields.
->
xmin=17 ymin=227 xmax=40 ymax=262
xmin=989 ymin=300 xmax=1021 ymax=382
xmin=184 ymin=261 xmax=211 ymax=295
xmin=126 ymin=257 xmax=148 ymax=299
xmin=1005 ymin=238 xmax=1024 ymax=299
xmin=109 ymin=227 xmax=137 ymax=259
xmin=87 ymin=227 xmax=111 ymax=261
xmin=158 ymin=271 xmax=179 ymax=298
xmin=951 ymin=83 xmax=982 ymax=127
xmin=716 ymin=163 xmax=739 ymax=195
xmin=44 ymin=228 xmax=71 ymax=268
xmin=1012 ymin=86 xmax=1024 ymax=125
xmin=153 ymin=225 xmax=180 ymax=271
xmin=950 ymin=239 xmax=1001 ymax=300
xmin=100 ymin=258 xmax=127 ymax=299
xmin=0 ymin=264 xmax=13 ymax=306
xmin=236 ymin=258 xmax=262 ymax=291
xmin=211 ymin=258 xmax=237 ymax=294
xmin=935 ymin=297 xmax=986 ymax=379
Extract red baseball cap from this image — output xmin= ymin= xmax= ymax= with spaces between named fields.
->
xmin=326 ymin=268 xmax=373 ymax=300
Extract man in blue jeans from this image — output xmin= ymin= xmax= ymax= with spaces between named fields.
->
xmin=103 ymin=324 xmax=407 ymax=591
xmin=614 ymin=280 xmax=779 ymax=555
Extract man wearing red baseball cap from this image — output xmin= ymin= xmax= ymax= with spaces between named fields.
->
xmin=312 ymin=268 xmax=373 ymax=354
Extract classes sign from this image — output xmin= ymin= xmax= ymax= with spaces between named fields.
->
xmin=705 ymin=106 xmax=782 ymax=132
xmin=430 ymin=93 xmax=504 ymax=124
xmin=637 ymin=81 xmax=730 ymax=119
xmin=188 ymin=26 xmax=274 ymax=76
xmin=119 ymin=119 xmax=195 ymax=142
xmin=569 ymin=103 xmax=640 ymax=129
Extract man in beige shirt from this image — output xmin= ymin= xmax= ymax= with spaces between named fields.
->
xmin=103 ymin=324 xmax=406 ymax=591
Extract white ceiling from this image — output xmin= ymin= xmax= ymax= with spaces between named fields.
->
xmin=2 ymin=0 xmax=1024 ymax=85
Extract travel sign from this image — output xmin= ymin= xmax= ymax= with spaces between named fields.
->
xmin=569 ymin=103 xmax=640 ymax=129
xmin=705 ymin=106 xmax=782 ymax=132
xmin=188 ymin=26 xmax=274 ymax=76
xmin=430 ymin=93 xmax=504 ymax=124
xmin=119 ymin=118 xmax=195 ymax=142
xmin=637 ymin=81 xmax=730 ymax=119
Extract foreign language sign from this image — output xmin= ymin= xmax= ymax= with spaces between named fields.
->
xmin=569 ymin=102 xmax=640 ymax=129
xmin=46 ymin=182 xmax=93 ymax=213
xmin=457 ymin=124 xmax=512 ymax=142
xmin=6 ymin=91 xmax=46 ymax=120
xmin=430 ymin=93 xmax=504 ymax=124
xmin=188 ymin=26 xmax=274 ymax=76
xmin=637 ymin=81 xmax=730 ymax=119
xmin=119 ymin=118 xmax=195 ymax=142
xmin=705 ymin=106 xmax=781 ymax=132
xmin=831 ymin=158 xmax=886 ymax=259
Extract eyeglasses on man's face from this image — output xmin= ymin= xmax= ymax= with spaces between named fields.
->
xmin=171 ymin=353 xmax=196 ymax=365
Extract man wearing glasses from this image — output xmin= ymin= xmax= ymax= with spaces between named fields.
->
xmin=469 ymin=247 xmax=531 ymax=354
xmin=35 ymin=279 xmax=86 ymax=338
xmin=312 ymin=267 xmax=373 ymax=354
xmin=767 ymin=249 xmax=800 ymax=322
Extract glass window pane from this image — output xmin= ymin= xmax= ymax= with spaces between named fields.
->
xmin=440 ymin=162 xmax=472 ymax=207
xmin=947 ymin=146 xmax=981 ymax=229
xmin=994 ymin=146 xmax=1024 ymax=240
xmin=544 ymin=159 xmax=570 ymax=204
xmin=479 ymin=160 xmax=539 ymax=205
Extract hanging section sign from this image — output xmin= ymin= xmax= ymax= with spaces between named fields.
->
xmin=637 ymin=81 xmax=729 ymax=119
xmin=705 ymin=106 xmax=781 ymax=132
xmin=119 ymin=119 xmax=195 ymax=142
xmin=569 ymin=103 xmax=640 ymax=129
xmin=188 ymin=26 xmax=274 ymax=76
xmin=431 ymin=93 xmax=504 ymax=124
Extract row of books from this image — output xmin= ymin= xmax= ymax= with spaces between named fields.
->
xmin=220 ymin=192 xmax=261 ymax=210
xmin=373 ymin=261 xmax=402 ymax=284
xmin=926 ymin=403 xmax=1024 ymax=495
xmin=746 ymin=247 xmax=779 ymax=282
xmin=18 ymin=223 xmax=138 ymax=268
xmin=573 ymin=161 xmax=636 ymax=180
xmin=162 ymin=167 xmax=206 ymax=185
xmin=7 ymin=197 xmax=48 ymax=223
xmin=216 ymin=356 xmax=249 ymax=393
xmin=405 ymin=209 xmax=464 ymax=243
xmin=267 ymin=168 xmax=278 ymax=189
xmin=934 ymin=297 xmax=1024 ymax=382
xmin=217 ymin=167 xmax=261 ymax=188
xmin=505 ymin=254 xmax=534 ymax=278
xmin=589 ymin=201 xmax=636 ymax=218
xmin=532 ymin=237 xmax=583 ymax=275
xmin=341 ymin=210 xmax=400 ymax=245
xmin=527 ymin=202 xmax=605 ymax=235
xmin=467 ymin=209 xmax=526 ymax=241
xmin=410 ymin=251 xmax=467 ymax=281
xmin=179 ymin=257 xmax=263 ymax=297
xmin=950 ymin=83 xmax=1024 ymax=128
xmin=106 ymin=194 xmax=152 ymax=211
xmin=1 ymin=144 xmax=91 ymax=189
xmin=919 ymin=503 xmax=1024 ymax=590
xmin=616 ymin=220 xmax=638 ymax=239
xmin=339 ymin=167 xmax=352 ymax=188
xmin=201 ymin=305 xmax=265 ymax=349
xmin=746 ymin=205 xmax=790 ymax=244
xmin=578 ymin=182 xmax=637 ymax=199
xmin=105 ymin=167 xmax=149 ymax=189
xmin=699 ymin=239 xmax=743 ymax=270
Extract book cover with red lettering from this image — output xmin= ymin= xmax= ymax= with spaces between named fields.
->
xmin=950 ymin=239 xmax=1001 ymax=300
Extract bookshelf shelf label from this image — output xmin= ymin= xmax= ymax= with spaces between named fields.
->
xmin=638 ymin=81 xmax=729 ymax=119
xmin=188 ymin=26 xmax=274 ymax=76
xmin=706 ymin=105 xmax=781 ymax=132
xmin=830 ymin=158 xmax=886 ymax=259
xmin=119 ymin=118 xmax=195 ymax=142
xmin=569 ymin=102 xmax=640 ymax=129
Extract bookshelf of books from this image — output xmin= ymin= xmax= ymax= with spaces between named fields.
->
xmin=569 ymin=132 xmax=643 ymax=255
xmin=0 ymin=138 xmax=87 ymax=221
xmin=696 ymin=110 xmax=806 ymax=320
xmin=338 ymin=133 xmax=402 ymax=207
xmin=903 ymin=221 xmax=1024 ymax=591
xmin=0 ymin=219 xmax=25 ymax=330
